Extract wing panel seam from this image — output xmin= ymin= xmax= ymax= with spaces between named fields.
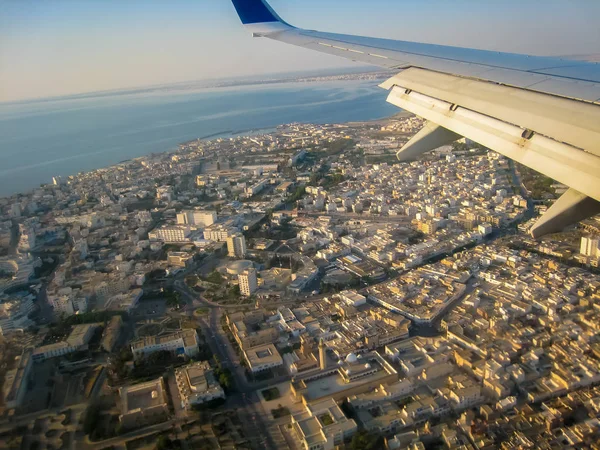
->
xmin=298 ymin=32 xmax=600 ymax=84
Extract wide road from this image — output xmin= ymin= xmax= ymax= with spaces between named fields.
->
xmin=175 ymin=282 xmax=286 ymax=449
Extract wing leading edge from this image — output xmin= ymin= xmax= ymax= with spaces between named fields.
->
xmin=230 ymin=0 xmax=600 ymax=237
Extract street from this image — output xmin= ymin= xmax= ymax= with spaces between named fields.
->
xmin=174 ymin=278 xmax=287 ymax=450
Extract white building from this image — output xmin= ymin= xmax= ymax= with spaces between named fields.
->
xmin=204 ymin=225 xmax=236 ymax=242
xmin=288 ymin=149 xmax=307 ymax=167
xmin=0 ymin=294 xmax=36 ymax=334
xmin=65 ymin=324 xmax=97 ymax=348
xmin=131 ymin=329 xmax=199 ymax=362
xmin=50 ymin=290 xmax=75 ymax=317
xmin=32 ymin=324 xmax=97 ymax=362
xmin=450 ymin=386 xmax=484 ymax=410
xmin=291 ymin=398 xmax=357 ymax=450
xmin=105 ymin=289 xmax=143 ymax=313
xmin=175 ymin=361 xmax=225 ymax=409
xmin=95 ymin=278 xmax=131 ymax=301
xmin=478 ymin=223 xmax=493 ymax=236
xmin=176 ymin=210 xmax=216 ymax=228
xmin=118 ymin=378 xmax=169 ymax=429
xmin=580 ymin=236 xmax=600 ymax=258
xmin=340 ymin=290 xmax=367 ymax=307
xmin=148 ymin=225 xmax=192 ymax=243
xmin=239 ymin=268 xmax=258 ymax=297
xmin=243 ymin=343 xmax=283 ymax=374
xmin=227 ymin=232 xmax=247 ymax=258
xmin=75 ymin=296 xmax=88 ymax=313
xmin=156 ymin=186 xmax=174 ymax=201
xmin=245 ymin=179 xmax=268 ymax=197
xmin=32 ymin=342 xmax=75 ymax=362
xmin=17 ymin=225 xmax=35 ymax=252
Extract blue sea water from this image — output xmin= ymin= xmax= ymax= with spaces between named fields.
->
xmin=0 ymin=80 xmax=397 ymax=197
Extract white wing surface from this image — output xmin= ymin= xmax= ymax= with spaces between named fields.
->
xmin=231 ymin=0 xmax=600 ymax=237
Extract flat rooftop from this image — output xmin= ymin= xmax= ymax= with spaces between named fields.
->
xmin=245 ymin=343 xmax=282 ymax=368
xmin=66 ymin=323 xmax=95 ymax=346
xmin=33 ymin=341 xmax=70 ymax=355
xmin=121 ymin=378 xmax=166 ymax=412
xmin=131 ymin=329 xmax=197 ymax=350
xmin=298 ymin=354 xmax=397 ymax=402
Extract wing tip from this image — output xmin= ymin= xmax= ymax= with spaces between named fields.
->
xmin=231 ymin=0 xmax=286 ymax=26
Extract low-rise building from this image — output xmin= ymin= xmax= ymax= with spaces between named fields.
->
xmin=66 ymin=323 xmax=97 ymax=348
xmin=149 ymin=225 xmax=192 ymax=243
xmin=0 ymin=294 xmax=35 ymax=334
xmin=2 ymin=350 xmax=32 ymax=409
xmin=449 ymin=386 xmax=484 ymax=410
xmin=176 ymin=210 xmax=216 ymax=227
xmin=32 ymin=324 xmax=98 ymax=362
xmin=244 ymin=343 xmax=283 ymax=374
xmin=32 ymin=342 xmax=76 ymax=362
xmin=291 ymin=398 xmax=357 ymax=450
xmin=292 ymin=351 xmax=398 ymax=405
xmin=118 ymin=378 xmax=169 ymax=429
xmin=167 ymin=251 xmax=194 ymax=267
xmin=131 ymin=329 xmax=199 ymax=362
xmin=175 ymin=361 xmax=225 ymax=409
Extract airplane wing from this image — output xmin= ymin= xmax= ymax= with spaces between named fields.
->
xmin=231 ymin=0 xmax=600 ymax=237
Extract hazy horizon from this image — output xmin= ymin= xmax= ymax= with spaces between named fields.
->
xmin=2 ymin=0 xmax=600 ymax=103
xmin=0 ymin=65 xmax=382 ymax=106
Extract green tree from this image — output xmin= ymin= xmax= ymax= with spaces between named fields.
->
xmin=350 ymin=430 xmax=384 ymax=450
xmin=206 ymin=270 xmax=224 ymax=285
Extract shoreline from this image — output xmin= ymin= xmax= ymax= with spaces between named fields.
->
xmin=0 ymin=112 xmax=403 ymax=201
xmin=0 ymin=82 xmax=401 ymax=199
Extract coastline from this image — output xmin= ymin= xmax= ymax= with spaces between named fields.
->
xmin=0 ymin=79 xmax=399 ymax=198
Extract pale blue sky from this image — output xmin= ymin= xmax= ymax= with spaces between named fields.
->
xmin=1 ymin=0 xmax=599 ymax=102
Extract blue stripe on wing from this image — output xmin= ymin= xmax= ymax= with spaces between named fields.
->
xmin=231 ymin=0 xmax=283 ymax=25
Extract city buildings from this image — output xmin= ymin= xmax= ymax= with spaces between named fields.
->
xmin=238 ymin=268 xmax=258 ymax=296
xmin=148 ymin=225 xmax=192 ymax=243
xmin=130 ymin=329 xmax=199 ymax=362
xmin=5 ymin=114 xmax=600 ymax=448
xmin=367 ymin=264 xmax=470 ymax=324
xmin=227 ymin=232 xmax=247 ymax=258
xmin=580 ymin=235 xmax=600 ymax=258
xmin=291 ymin=351 xmax=398 ymax=405
xmin=227 ymin=309 xmax=279 ymax=350
xmin=32 ymin=324 xmax=98 ymax=362
xmin=0 ymin=255 xmax=39 ymax=294
xmin=176 ymin=209 xmax=216 ymax=227
xmin=0 ymin=293 xmax=36 ymax=334
xmin=174 ymin=361 xmax=225 ymax=409
xmin=243 ymin=343 xmax=283 ymax=374
xmin=1 ymin=350 xmax=32 ymax=410
xmin=291 ymin=398 xmax=357 ymax=450
xmin=118 ymin=378 xmax=169 ymax=429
